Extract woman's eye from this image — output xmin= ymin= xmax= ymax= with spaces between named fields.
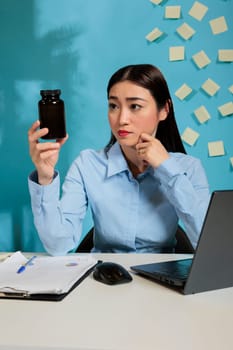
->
xmin=130 ymin=104 xmax=141 ymax=110
xmin=108 ymin=103 xmax=118 ymax=110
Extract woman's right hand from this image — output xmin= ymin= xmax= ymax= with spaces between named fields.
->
xmin=28 ymin=120 xmax=68 ymax=185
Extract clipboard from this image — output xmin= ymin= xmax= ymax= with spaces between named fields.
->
xmin=0 ymin=252 xmax=101 ymax=302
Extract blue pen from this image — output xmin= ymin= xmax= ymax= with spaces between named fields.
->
xmin=17 ymin=255 xmax=37 ymax=274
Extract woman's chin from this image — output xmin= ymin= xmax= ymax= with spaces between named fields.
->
xmin=118 ymin=139 xmax=137 ymax=149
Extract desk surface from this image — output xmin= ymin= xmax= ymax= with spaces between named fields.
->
xmin=0 ymin=253 xmax=233 ymax=350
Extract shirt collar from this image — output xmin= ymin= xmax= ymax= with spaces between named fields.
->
xmin=106 ymin=142 xmax=154 ymax=178
xmin=107 ymin=142 xmax=129 ymax=177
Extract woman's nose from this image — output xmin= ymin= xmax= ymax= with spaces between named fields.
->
xmin=119 ymin=108 xmax=130 ymax=125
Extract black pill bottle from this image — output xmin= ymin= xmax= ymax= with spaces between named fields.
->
xmin=38 ymin=89 xmax=66 ymax=139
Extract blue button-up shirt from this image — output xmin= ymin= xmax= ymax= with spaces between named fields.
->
xmin=28 ymin=142 xmax=210 ymax=255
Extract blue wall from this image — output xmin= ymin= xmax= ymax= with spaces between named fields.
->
xmin=0 ymin=0 xmax=232 ymax=252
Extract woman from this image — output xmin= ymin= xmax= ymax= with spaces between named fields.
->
xmin=28 ymin=64 xmax=210 ymax=255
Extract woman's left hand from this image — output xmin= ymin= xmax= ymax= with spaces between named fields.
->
xmin=135 ymin=133 xmax=170 ymax=168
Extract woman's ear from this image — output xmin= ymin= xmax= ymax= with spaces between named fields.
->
xmin=159 ymin=100 xmax=170 ymax=121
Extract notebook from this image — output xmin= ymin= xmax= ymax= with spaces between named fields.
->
xmin=0 ymin=252 xmax=99 ymax=301
xmin=131 ymin=190 xmax=233 ymax=295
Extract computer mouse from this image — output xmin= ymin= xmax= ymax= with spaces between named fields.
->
xmin=93 ymin=262 xmax=133 ymax=285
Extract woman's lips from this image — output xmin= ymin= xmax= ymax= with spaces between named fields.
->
xmin=118 ymin=130 xmax=131 ymax=137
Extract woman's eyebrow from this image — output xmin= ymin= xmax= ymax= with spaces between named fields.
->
xmin=108 ymin=95 xmax=147 ymax=101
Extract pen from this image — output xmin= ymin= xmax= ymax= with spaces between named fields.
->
xmin=17 ymin=255 xmax=37 ymax=274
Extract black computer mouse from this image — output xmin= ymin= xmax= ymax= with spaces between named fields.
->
xmin=93 ymin=262 xmax=133 ymax=285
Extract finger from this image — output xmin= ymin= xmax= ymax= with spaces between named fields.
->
xmin=135 ymin=141 xmax=149 ymax=152
xmin=40 ymin=149 xmax=59 ymax=160
xmin=29 ymin=127 xmax=49 ymax=143
xmin=36 ymin=142 xmax=61 ymax=151
xmin=137 ymin=148 xmax=146 ymax=156
xmin=140 ymin=133 xmax=154 ymax=142
xmin=136 ymin=133 xmax=152 ymax=150
xmin=28 ymin=120 xmax=40 ymax=136
xmin=57 ymin=133 xmax=69 ymax=146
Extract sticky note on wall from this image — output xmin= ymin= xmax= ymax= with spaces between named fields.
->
xmin=189 ymin=1 xmax=208 ymax=21
xmin=194 ymin=106 xmax=211 ymax=123
xmin=181 ymin=127 xmax=200 ymax=146
xmin=146 ymin=27 xmax=163 ymax=42
xmin=150 ymin=0 xmax=163 ymax=5
xmin=192 ymin=50 xmax=211 ymax=69
xmin=165 ymin=6 xmax=181 ymax=19
xmin=169 ymin=46 xmax=185 ymax=61
xmin=230 ymin=157 xmax=233 ymax=168
xmin=175 ymin=83 xmax=193 ymax=100
xmin=218 ymin=102 xmax=233 ymax=116
xmin=176 ymin=23 xmax=196 ymax=40
xmin=208 ymin=141 xmax=225 ymax=157
xmin=209 ymin=16 xmax=228 ymax=35
xmin=218 ymin=50 xmax=233 ymax=62
xmin=201 ymin=78 xmax=220 ymax=96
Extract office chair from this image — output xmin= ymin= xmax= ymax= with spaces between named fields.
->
xmin=175 ymin=225 xmax=194 ymax=253
xmin=76 ymin=227 xmax=94 ymax=253
xmin=76 ymin=225 xmax=194 ymax=254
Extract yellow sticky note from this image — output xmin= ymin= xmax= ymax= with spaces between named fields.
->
xmin=201 ymin=78 xmax=220 ymax=96
xmin=209 ymin=16 xmax=228 ymax=35
xmin=181 ymin=127 xmax=200 ymax=146
xmin=189 ymin=1 xmax=208 ymax=21
xmin=218 ymin=50 xmax=233 ymax=62
xmin=229 ymin=85 xmax=233 ymax=94
xmin=175 ymin=84 xmax=193 ymax=100
xmin=218 ymin=102 xmax=233 ymax=116
xmin=176 ymin=23 xmax=196 ymax=40
xmin=146 ymin=27 xmax=163 ymax=42
xmin=169 ymin=46 xmax=185 ymax=61
xmin=194 ymin=106 xmax=211 ymax=124
xmin=150 ymin=0 xmax=163 ymax=5
xmin=208 ymin=141 xmax=225 ymax=157
xmin=165 ymin=6 xmax=181 ymax=19
xmin=192 ymin=50 xmax=211 ymax=69
xmin=230 ymin=157 xmax=233 ymax=168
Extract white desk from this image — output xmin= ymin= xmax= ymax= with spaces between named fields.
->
xmin=0 ymin=253 xmax=233 ymax=350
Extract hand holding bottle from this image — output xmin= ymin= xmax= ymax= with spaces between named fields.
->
xmin=28 ymin=120 xmax=68 ymax=185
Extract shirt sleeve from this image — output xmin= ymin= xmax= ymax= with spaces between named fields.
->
xmin=28 ymin=166 xmax=87 ymax=255
xmin=153 ymin=155 xmax=210 ymax=248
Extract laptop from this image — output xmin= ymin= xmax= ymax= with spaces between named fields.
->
xmin=131 ymin=190 xmax=233 ymax=294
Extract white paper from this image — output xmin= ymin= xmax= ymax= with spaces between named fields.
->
xmin=0 ymin=251 xmax=97 ymax=295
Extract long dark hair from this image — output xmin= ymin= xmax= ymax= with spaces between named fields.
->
xmin=105 ymin=64 xmax=186 ymax=154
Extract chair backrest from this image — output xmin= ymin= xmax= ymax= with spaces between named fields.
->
xmin=76 ymin=226 xmax=194 ymax=253
xmin=76 ymin=227 xmax=94 ymax=252
xmin=175 ymin=225 xmax=194 ymax=254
